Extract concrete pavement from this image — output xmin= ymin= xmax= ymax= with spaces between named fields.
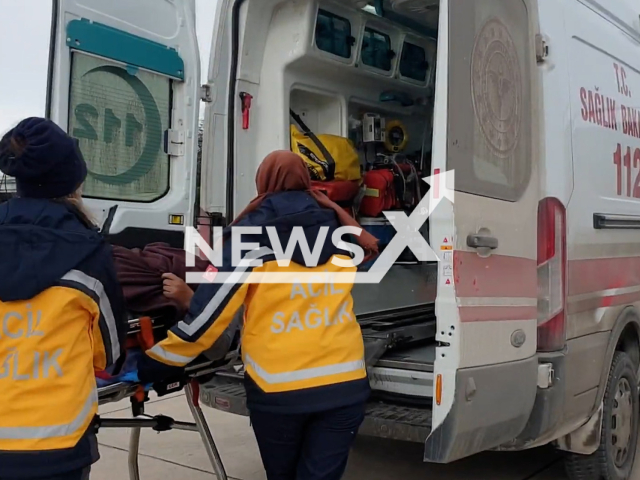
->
xmin=93 ymin=392 xmax=577 ymax=480
xmin=91 ymin=395 xmax=640 ymax=480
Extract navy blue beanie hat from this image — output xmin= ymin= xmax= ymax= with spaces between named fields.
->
xmin=0 ymin=117 xmax=87 ymax=199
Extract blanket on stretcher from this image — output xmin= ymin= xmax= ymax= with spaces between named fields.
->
xmin=96 ymin=348 xmax=144 ymax=388
xmin=112 ymin=242 xmax=210 ymax=324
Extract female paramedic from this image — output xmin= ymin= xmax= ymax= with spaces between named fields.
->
xmin=138 ymin=150 xmax=379 ymax=480
xmin=0 ymin=118 xmax=128 ymax=480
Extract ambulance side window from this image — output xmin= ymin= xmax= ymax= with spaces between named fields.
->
xmin=361 ymin=27 xmax=393 ymax=71
xmin=68 ymin=53 xmax=172 ymax=202
xmin=315 ymin=10 xmax=353 ymax=59
xmin=400 ymin=42 xmax=428 ymax=82
xmin=446 ymin=0 xmax=533 ymax=202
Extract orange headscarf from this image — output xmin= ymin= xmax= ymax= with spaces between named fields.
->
xmin=232 ymin=150 xmax=379 ymax=254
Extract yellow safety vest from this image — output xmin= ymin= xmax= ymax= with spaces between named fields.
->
xmin=0 ymin=272 xmax=121 ymax=452
xmin=148 ymin=254 xmax=367 ymax=393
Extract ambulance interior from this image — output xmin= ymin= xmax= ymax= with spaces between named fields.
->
xmin=290 ymin=3 xmax=438 ymax=308
xmin=218 ymin=0 xmax=443 ymax=398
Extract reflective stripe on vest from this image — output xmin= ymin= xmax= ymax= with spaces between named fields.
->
xmin=61 ymin=269 xmax=121 ymax=364
xmin=0 ymin=389 xmax=97 ymax=440
xmin=148 ymin=344 xmax=196 ymax=365
xmin=177 ymin=247 xmax=273 ymax=337
xmin=244 ymin=354 xmax=365 ymax=384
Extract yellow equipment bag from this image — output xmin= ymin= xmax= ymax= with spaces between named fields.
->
xmin=289 ymin=110 xmax=361 ymax=182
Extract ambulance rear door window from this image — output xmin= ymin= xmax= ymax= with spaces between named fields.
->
xmin=68 ymin=52 xmax=172 ymax=203
xmin=446 ymin=0 xmax=533 ymax=202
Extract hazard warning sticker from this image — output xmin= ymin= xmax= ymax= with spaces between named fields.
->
xmin=441 ymin=267 xmax=454 ymax=286
xmin=439 ymin=236 xmax=454 ymax=287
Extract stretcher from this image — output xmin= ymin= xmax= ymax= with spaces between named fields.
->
xmin=96 ymin=316 xmax=235 ymax=480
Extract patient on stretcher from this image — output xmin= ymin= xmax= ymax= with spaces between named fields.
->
xmin=111 ymin=242 xmax=209 ymax=323
xmin=96 ymin=243 xmax=242 ymax=387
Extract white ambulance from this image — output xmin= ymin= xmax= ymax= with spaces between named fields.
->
xmin=0 ymin=173 xmax=15 ymax=203
xmin=46 ymin=0 xmax=640 ymax=477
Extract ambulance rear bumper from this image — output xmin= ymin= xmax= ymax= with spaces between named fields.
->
xmin=199 ymin=375 xmax=435 ymax=443
xmin=201 ymin=355 xmax=539 ymax=464
xmin=424 ymin=355 xmax=539 ymax=463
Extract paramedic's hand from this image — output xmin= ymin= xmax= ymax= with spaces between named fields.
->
xmin=137 ymin=349 xmax=186 ymax=386
xmin=162 ymin=273 xmax=194 ymax=310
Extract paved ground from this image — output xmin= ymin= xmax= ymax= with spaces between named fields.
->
xmin=93 ymin=392 xmax=583 ymax=480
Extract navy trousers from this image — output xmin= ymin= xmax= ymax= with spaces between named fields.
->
xmin=250 ymin=403 xmax=366 ymax=480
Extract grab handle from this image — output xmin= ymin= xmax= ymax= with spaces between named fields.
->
xmin=467 ymin=234 xmax=499 ymax=250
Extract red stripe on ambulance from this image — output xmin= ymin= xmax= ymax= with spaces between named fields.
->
xmin=453 ymin=251 xmax=537 ymax=299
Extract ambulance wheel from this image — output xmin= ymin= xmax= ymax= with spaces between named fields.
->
xmin=564 ymin=352 xmax=639 ymax=480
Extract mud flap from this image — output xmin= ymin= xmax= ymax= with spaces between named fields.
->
xmin=424 ymin=356 xmax=538 ymax=463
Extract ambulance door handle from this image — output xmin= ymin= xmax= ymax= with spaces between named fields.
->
xmin=467 ymin=234 xmax=499 ymax=250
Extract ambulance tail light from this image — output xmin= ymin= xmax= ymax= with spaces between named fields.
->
xmin=537 ymin=197 xmax=567 ymax=352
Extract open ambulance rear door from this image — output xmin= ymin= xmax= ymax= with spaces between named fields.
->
xmin=199 ymin=0 xmax=256 ymax=223
xmin=199 ymin=0 xmax=290 ymax=224
xmin=46 ymin=0 xmax=201 ymax=248
xmin=425 ymin=0 xmax=542 ymax=463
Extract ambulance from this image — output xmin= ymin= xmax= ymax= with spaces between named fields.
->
xmin=45 ymin=0 xmax=640 ymax=477
xmin=0 ymin=173 xmax=15 ymax=203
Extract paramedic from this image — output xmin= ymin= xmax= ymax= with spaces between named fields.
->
xmin=138 ymin=150 xmax=379 ymax=480
xmin=0 ymin=118 xmax=127 ymax=479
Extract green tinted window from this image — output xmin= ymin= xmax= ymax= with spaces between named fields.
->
xmin=315 ymin=10 xmax=353 ymax=59
xmin=400 ymin=42 xmax=428 ymax=82
xmin=361 ymin=28 xmax=393 ymax=71
xmin=68 ymin=53 xmax=171 ymax=202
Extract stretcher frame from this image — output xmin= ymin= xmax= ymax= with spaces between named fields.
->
xmin=96 ymin=317 xmax=235 ymax=480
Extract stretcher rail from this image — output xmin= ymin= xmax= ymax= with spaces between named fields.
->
xmin=96 ymin=315 xmax=233 ymax=480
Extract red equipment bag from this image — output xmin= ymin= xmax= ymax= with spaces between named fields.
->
xmin=311 ymin=180 xmax=361 ymax=217
xmin=311 ymin=180 xmax=360 ymax=203
xmin=359 ymin=169 xmax=396 ymax=217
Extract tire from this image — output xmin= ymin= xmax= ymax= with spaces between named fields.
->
xmin=565 ymin=351 xmax=640 ymax=480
